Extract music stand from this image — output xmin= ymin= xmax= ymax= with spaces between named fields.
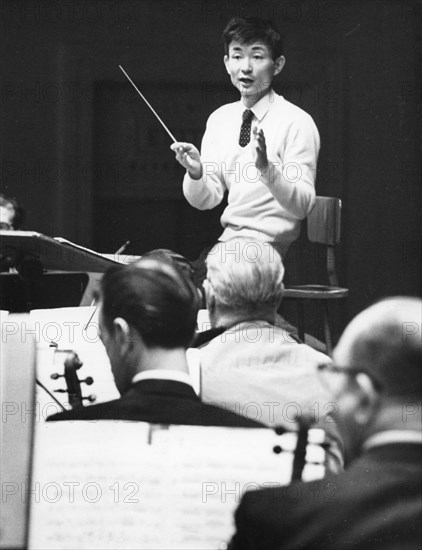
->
xmin=0 ymin=231 xmax=120 ymax=311
xmin=0 ymin=231 xmax=119 ymax=272
xmin=0 ymin=271 xmax=90 ymax=312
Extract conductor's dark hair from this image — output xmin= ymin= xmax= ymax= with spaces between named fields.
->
xmin=223 ymin=17 xmax=283 ymax=59
xmin=0 ymin=193 xmax=26 ymax=229
xmin=100 ymin=259 xmax=199 ymax=349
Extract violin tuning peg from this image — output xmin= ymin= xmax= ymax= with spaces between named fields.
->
xmin=83 ymin=394 xmax=97 ymax=403
xmin=50 ymin=372 xmax=63 ymax=380
xmin=80 ymin=376 xmax=94 ymax=386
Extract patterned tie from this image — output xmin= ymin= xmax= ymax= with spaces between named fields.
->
xmin=239 ymin=109 xmax=254 ymax=147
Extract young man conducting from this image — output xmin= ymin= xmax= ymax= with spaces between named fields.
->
xmin=171 ymin=16 xmax=320 ymax=280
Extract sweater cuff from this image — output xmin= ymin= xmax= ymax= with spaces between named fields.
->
xmin=258 ymin=159 xmax=282 ymax=188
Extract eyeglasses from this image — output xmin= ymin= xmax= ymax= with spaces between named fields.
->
xmin=317 ymin=362 xmax=384 ymax=395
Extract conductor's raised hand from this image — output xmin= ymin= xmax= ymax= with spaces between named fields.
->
xmin=170 ymin=142 xmax=203 ymax=180
xmin=252 ymin=127 xmax=269 ymax=174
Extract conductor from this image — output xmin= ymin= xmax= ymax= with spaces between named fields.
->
xmin=171 ymin=17 xmax=320 ymax=280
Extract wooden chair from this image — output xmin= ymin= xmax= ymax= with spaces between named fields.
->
xmin=283 ymin=197 xmax=348 ymax=356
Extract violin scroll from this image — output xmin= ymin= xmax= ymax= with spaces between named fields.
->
xmin=50 ymin=350 xmax=96 ymax=409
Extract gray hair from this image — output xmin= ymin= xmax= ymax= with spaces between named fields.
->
xmin=205 ymin=238 xmax=285 ymax=313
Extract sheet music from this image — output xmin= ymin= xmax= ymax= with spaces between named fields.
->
xmin=28 ymin=422 xmax=325 ymax=550
xmin=31 ymin=306 xmax=208 ymax=409
xmin=6 ymin=307 xmax=325 ymax=548
xmin=1 ymin=315 xmax=37 ymax=550
xmin=31 ymin=307 xmax=120 ymax=413
xmin=54 ymin=237 xmax=115 ymax=257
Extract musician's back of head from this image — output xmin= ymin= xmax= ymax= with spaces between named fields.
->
xmin=327 ymin=296 xmax=422 ymax=463
xmin=230 ymin=296 xmax=422 ymax=550
xmin=204 ymin=237 xmax=284 ymax=325
xmin=335 ymin=296 xmax=422 ymax=399
xmin=100 ymin=259 xmax=199 ymax=350
xmin=140 ymin=248 xmax=196 ymax=290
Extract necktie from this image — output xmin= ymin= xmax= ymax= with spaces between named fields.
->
xmin=239 ymin=109 xmax=254 ymax=147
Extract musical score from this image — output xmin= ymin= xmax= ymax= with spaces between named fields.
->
xmin=31 ymin=306 xmax=120 ymax=416
xmin=33 ymin=305 xmax=205 ymax=413
xmin=28 ymin=422 xmax=326 ymax=550
xmin=1 ymin=306 xmax=328 ymax=550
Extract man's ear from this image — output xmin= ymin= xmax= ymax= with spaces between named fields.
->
xmin=224 ymin=54 xmax=230 ymax=74
xmin=353 ymin=373 xmax=379 ymax=425
xmin=273 ymin=55 xmax=286 ymax=76
xmin=112 ymin=317 xmax=132 ymax=355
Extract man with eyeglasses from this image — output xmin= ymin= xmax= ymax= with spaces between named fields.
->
xmin=229 ymin=296 xmax=422 ymax=550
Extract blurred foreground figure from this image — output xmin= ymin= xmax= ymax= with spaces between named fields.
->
xmin=230 ymin=296 xmax=422 ymax=550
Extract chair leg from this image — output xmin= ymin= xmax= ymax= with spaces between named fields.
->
xmin=296 ymin=301 xmax=305 ymax=342
xmin=322 ymin=301 xmax=333 ymax=357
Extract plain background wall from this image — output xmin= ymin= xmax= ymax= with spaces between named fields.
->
xmin=1 ymin=0 xmax=421 ymax=337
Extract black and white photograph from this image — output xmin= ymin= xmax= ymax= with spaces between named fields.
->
xmin=1 ymin=1 xmax=421 ymax=549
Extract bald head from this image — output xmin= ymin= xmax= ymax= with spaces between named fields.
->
xmin=334 ymin=297 xmax=422 ymax=399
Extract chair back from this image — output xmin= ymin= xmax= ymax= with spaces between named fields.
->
xmin=307 ymin=197 xmax=341 ymax=245
xmin=307 ymin=197 xmax=342 ymax=286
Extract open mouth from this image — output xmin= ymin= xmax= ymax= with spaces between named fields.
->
xmin=239 ymin=78 xmax=254 ymax=87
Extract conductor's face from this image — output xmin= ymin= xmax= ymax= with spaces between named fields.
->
xmin=224 ymin=41 xmax=285 ymax=105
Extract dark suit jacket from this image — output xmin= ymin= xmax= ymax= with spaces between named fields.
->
xmin=47 ymin=378 xmax=262 ymax=427
xmin=230 ymin=442 xmax=422 ymax=550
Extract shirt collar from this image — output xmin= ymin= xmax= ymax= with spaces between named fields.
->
xmin=131 ymin=369 xmax=194 ymax=389
xmin=241 ymin=89 xmax=275 ymax=122
xmin=220 ymin=319 xmax=275 ymax=331
xmin=363 ymin=430 xmax=422 ymax=451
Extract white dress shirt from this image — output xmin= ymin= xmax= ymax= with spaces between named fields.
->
xmin=131 ymin=369 xmax=194 ymax=388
